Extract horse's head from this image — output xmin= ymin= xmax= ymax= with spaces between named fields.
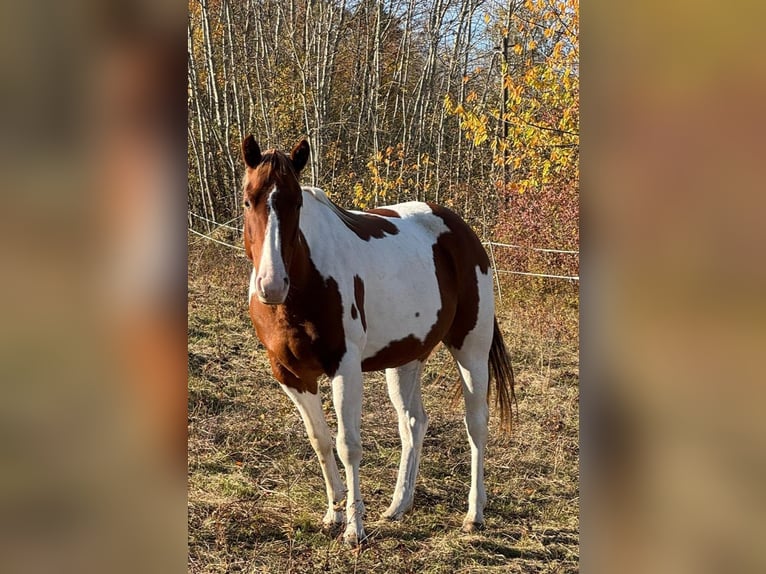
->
xmin=241 ymin=135 xmax=310 ymax=305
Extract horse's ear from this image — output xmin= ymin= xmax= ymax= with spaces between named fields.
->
xmin=290 ymin=139 xmax=310 ymax=173
xmin=242 ymin=135 xmax=262 ymax=169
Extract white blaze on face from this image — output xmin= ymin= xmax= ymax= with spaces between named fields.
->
xmin=254 ymin=187 xmax=290 ymax=304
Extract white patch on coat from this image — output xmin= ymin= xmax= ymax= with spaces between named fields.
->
xmin=298 ymin=189 xmax=451 ymax=360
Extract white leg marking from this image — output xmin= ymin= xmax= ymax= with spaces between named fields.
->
xmin=382 ymin=360 xmax=428 ymax=521
xmin=282 ymin=386 xmax=346 ymax=527
xmin=449 ymin=269 xmax=495 ymax=531
xmin=451 ymin=354 xmax=490 ymax=530
xmin=330 ymin=350 xmax=366 ymax=545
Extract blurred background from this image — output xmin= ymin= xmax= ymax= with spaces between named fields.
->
xmin=0 ymin=0 xmax=764 ymax=572
xmin=0 ymin=0 xmax=187 ymax=572
xmin=585 ymin=1 xmax=766 ymax=572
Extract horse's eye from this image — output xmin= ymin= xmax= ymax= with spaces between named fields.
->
xmin=243 ymin=199 xmax=251 ymax=209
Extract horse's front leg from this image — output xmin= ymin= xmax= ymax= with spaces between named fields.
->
xmin=331 ymin=351 xmax=366 ymax=546
xmin=270 ymin=355 xmax=345 ymax=528
xmin=282 ymin=386 xmax=346 ymax=528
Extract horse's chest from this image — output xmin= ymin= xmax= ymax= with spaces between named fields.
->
xmin=249 ymin=302 xmax=347 ymax=382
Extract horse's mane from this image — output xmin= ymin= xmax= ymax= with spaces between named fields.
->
xmin=303 ymin=187 xmax=399 ymax=240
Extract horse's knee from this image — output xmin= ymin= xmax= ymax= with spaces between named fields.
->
xmin=410 ymin=409 xmax=428 ymax=438
xmin=336 ymin=435 xmax=362 ymax=465
xmin=307 ymin=431 xmax=333 ymax=457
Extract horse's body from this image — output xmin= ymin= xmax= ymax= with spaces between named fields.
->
xmin=241 ymin=136 xmax=514 ymax=546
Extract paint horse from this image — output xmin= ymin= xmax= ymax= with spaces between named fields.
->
xmin=241 ymin=135 xmax=515 ymax=546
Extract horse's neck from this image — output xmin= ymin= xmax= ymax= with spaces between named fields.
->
xmin=283 ymin=193 xmax=347 ymax=308
xmin=295 ymin=190 xmax=352 ymax=264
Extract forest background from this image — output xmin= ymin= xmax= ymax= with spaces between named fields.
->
xmin=187 ymin=0 xmax=579 ymax=284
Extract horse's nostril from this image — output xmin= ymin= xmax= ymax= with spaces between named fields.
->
xmin=283 ymin=278 xmax=289 ymax=286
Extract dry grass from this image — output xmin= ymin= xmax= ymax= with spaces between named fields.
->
xmin=188 ymin=240 xmax=579 ymax=573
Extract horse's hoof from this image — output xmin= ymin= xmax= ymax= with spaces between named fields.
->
xmin=381 ymin=506 xmax=403 ymax=521
xmin=381 ymin=501 xmax=412 ymax=521
xmin=322 ymin=520 xmax=343 ymax=535
xmin=322 ymin=509 xmax=344 ymax=531
xmin=461 ymin=520 xmax=484 ymax=533
xmin=343 ymin=529 xmax=366 ymax=547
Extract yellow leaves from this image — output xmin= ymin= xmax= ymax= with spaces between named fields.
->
xmin=442 ymin=0 xmax=578 ymax=196
xmin=443 ymin=93 xmax=455 ymax=113
xmin=353 ymin=182 xmax=369 ymax=209
xmin=483 ymin=13 xmax=490 ymax=25
xmin=360 ymin=145 xmax=431 ymax=206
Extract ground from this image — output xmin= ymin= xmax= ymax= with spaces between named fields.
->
xmin=188 ymin=239 xmax=579 ymax=573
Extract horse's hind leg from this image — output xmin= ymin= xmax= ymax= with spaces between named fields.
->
xmin=382 ymin=360 xmax=428 ymax=521
xmin=448 ymin=344 xmax=490 ymax=531
xmin=282 ymin=386 xmax=346 ymax=528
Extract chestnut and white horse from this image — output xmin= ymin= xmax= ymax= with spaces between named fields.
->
xmin=241 ymin=136 xmax=515 ymax=546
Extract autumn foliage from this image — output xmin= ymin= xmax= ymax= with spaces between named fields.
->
xmin=188 ymin=0 xmax=579 ymax=282
xmin=445 ymin=0 xmax=579 ymax=281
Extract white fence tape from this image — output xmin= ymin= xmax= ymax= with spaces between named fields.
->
xmin=188 ymin=227 xmax=245 ymax=251
xmin=482 ymin=240 xmax=578 ymax=255
xmin=493 ymin=269 xmax=579 ymax=281
xmin=188 ymin=211 xmax=243 ymax=232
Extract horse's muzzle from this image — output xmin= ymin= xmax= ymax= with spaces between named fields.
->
xmin=256 ymin=275 xmax=289 ymax=305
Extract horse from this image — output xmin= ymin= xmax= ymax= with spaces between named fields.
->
xmin=240 ymin=135 xmax=515 ymax=546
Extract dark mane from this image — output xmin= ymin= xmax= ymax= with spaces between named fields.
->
xmin=320 ymin=195 xmax=400 ymax=241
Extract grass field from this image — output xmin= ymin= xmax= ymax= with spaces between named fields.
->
xmin=188 ymin=240 xmax=579 ymax=573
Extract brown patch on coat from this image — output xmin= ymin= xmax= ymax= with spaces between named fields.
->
xmin=249 ymin=234 xmax=347 ymax=393
xmin=325 ymin=201 xmax=399 ymax=241
xmin=351 ymin=304 xmax=358 ymax=320
xmin=361 ymin=332 xmax=445 ymax=371
xmin=428 ymin=204 xmax=489 ymax=351
xmin=353 ymin=275 xmax=367 ymax=331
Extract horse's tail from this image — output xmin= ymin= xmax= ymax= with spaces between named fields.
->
xmin=488 ymin=316 xmax=516 ymax=434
